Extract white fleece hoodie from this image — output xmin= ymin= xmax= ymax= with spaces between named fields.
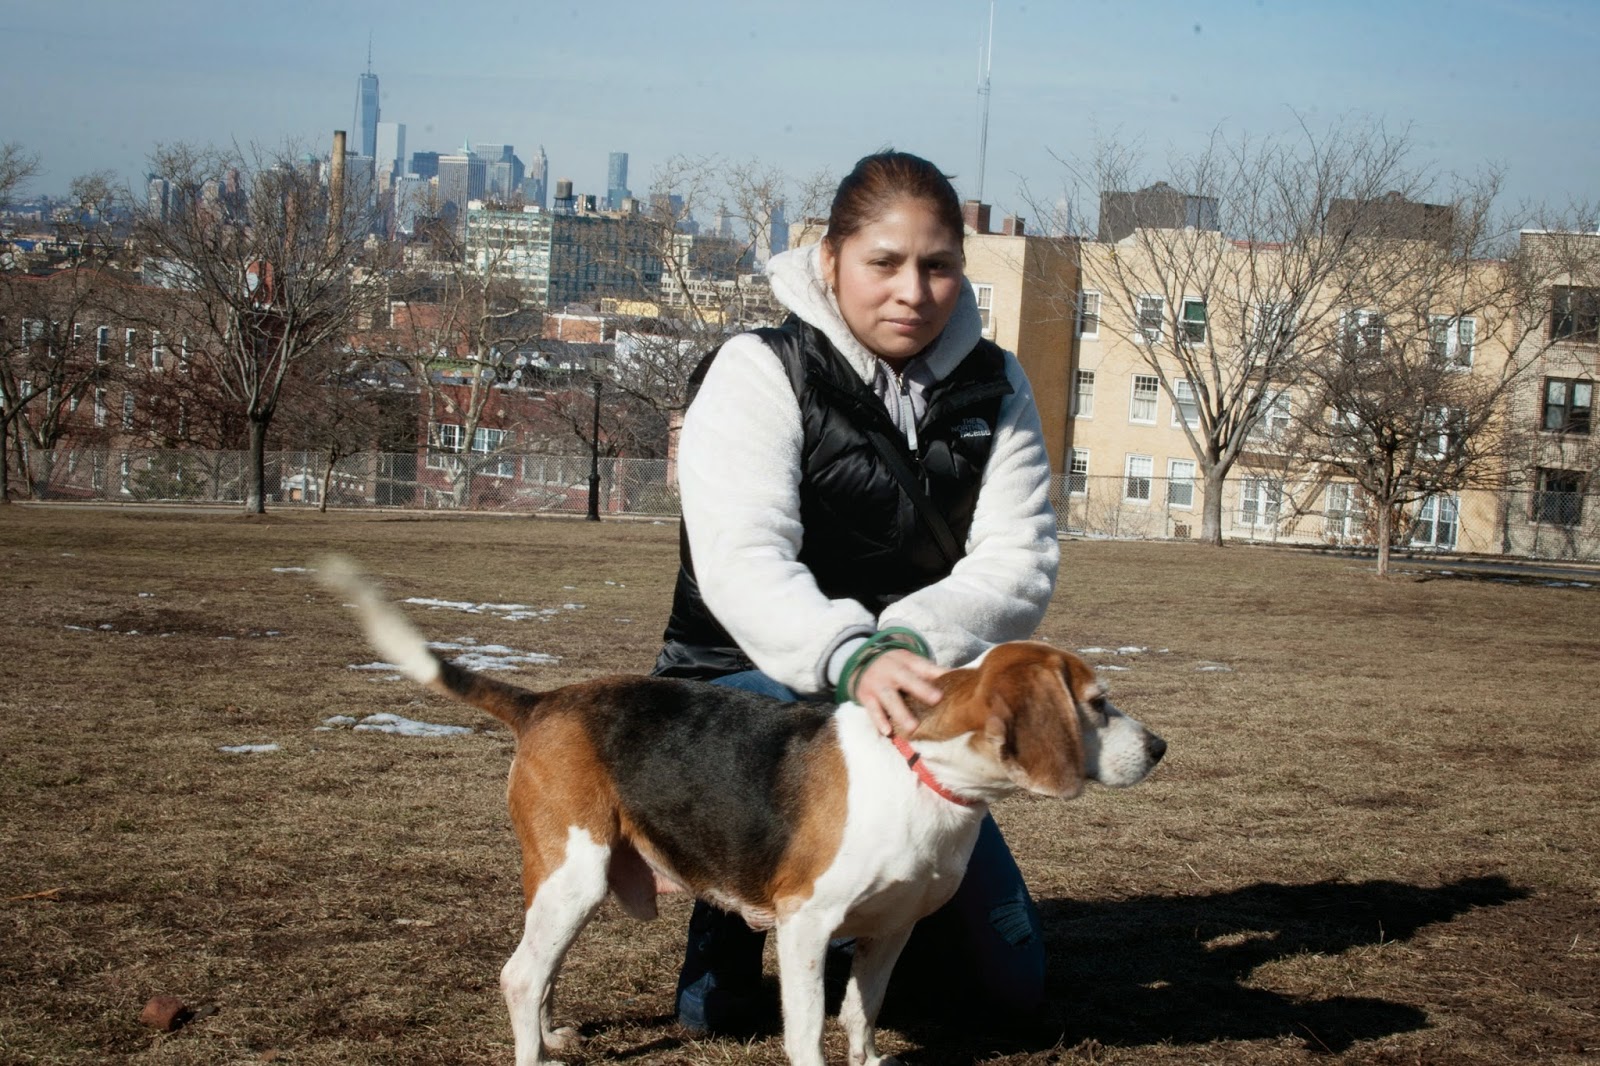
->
xmin=676 ymin=242 xmax=1059 ymax=695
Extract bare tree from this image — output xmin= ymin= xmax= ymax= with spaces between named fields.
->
xmin=1045 ymin=121 xmax=1433 ymax=544
xmin=378 ymin=230 xmax=542 ymax=507
xmin=0 ymin=266 xmax=117 ymax=500
xmin=1283 ymin=177 xmax=1553 ymax=575
xmin=0 ymin=142 xmax=39 ymax=216
xmin=274 ymin=343 xmax=388 ymax=511
xmin=597 ymin=155 xmax=829 ymax=461
xmin=129 ymin=140 xmax=382 ymax=513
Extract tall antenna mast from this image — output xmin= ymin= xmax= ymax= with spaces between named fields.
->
xmin=366 ymin=33 xmax=373 ymax=74
xmin=976 ymin=0 xmax=995 ymax=202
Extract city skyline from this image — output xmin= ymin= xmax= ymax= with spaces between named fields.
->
xmin=3 ymin=0 xmax=1597 ymax=222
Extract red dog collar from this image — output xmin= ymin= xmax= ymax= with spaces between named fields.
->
xmin=891 ymin=735 xmax=978 ymax=807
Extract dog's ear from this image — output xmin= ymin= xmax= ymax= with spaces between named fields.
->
xmin=978 ymin=648 xmax=1085 ymax=798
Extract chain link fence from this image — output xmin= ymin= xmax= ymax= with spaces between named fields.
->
xmin=19 ymin=447 xmax=681 ymax=518
xmin=16 ymin=448 xmax=1600 ymax=564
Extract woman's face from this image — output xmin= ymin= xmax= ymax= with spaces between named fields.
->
xmin=821 ymin=197 xmax=964 ymax=364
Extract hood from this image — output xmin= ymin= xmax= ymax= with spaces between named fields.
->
xmin=764 ymin=242 xmax=985 ymax=387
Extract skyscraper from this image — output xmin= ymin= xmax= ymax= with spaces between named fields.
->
xmin=521 ymin=145 xmax=548 ymax=210
xmin=437 ymin=140 xmax=486 ymax=227
xmin=353 ymin=48 xmax=380 ymax=159
xmin=375 ymin=121 xmax=406 ymax=186
xmin=606 ymin=151 xmax=630 ymax=212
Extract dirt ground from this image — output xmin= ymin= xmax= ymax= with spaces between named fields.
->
xmin=0 ymin=505 xmax=1595 ymax=1065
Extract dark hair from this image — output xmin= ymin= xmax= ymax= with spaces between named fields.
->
xmin=823 ymin=151 xmax=965 ymax=254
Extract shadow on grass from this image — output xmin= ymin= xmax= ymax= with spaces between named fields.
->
xmin=888 ymin=874 xmax=1526 ymax=1059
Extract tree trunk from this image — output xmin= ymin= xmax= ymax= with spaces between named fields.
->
xmin=245 ymin=417 xmax=268 ymax=514
xmin=1375 ymin=508 xmax=1392 ymax=576
xmin=320 ymin=451 xmax=337 ymax=513
xmin=0 ymin=421 xmax=10 ymax=505
xmin=1200 ymin=467 xmax=1226 ymax=546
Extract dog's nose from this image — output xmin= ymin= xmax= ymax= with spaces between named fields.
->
xmin=1146 ymin=733 xmax=1167 ymax=763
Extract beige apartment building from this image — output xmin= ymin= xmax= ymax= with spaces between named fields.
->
xmin=1501 ymin=229 xmax=1598 ymax=558
xmin=1061 ymin=227 xmax=1526 ymax=552
xmin=958 ymin=203 xmax=1079 ymax=472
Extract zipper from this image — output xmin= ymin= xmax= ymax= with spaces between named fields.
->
xmin=892 ymin=365 xmax=920 ymax=454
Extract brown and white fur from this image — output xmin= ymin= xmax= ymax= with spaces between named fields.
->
xmin=322 ymin=559 xmax=1165 ymax=1066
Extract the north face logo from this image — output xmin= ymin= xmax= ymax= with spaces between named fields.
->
xmin=954 ymin=417 xmax=992 ymax=440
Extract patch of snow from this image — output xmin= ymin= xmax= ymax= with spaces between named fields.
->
xmin=1095 ymin=664 xmax=1132 ymax=672
xmin=1077 ymin=646 xmax=1110 ymax=655
xmin=219 ymin=743 xmax=280 ymax=754
xmin=138 ymin=592 xmax=154 ymax=598
xmin=1195 ymin=662 xmax=1233 ymax=672
xmin=1116 ymin=645 xmax=1148 ymax=655
xmin=350 ymin=713 xmax=473 ymax=738
xmin=272 ymin=566 xmax=313 ymax=573
xmin=64 ymin=624 xmax=94 ymax=632
xmin=322 ymin=715 xmax=358 ymax=727
xmin=349 ymin=661 xmax=401 ymax=672
xmin=403 ymin=597 xmax=579 ymax=623
xmin=1574 ymin=582 xmax=1593 ymax=589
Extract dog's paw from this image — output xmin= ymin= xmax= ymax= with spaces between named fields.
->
xmin=543 ymin=1025 xmax=582 ymax=1053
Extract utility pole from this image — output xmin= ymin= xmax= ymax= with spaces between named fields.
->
xmin=976 ymin=1 xmax=995 ymax=202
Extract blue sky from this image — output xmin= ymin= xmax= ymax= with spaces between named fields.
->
xmin=4 ymin=0 xmax=1596 ymax=220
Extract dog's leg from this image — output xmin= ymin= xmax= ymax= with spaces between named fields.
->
xmin=501 ymin=828 xmax=610 ymax=1066
xmin=838 ymin=926 xmax=914 ymax=1066
xmin=773 ymin=910 xmax=837 ymax=1066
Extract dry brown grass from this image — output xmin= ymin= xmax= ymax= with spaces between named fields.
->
xmin=0 ymin=505 xmax=1595 ymax=1066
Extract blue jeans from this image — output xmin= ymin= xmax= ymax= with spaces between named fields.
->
xmin=675 ymin=670 xmax=1046 ymax=1028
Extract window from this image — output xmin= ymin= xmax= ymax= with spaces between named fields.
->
xmin=94 ymin=389 xmax=107 ymax=427
xmin=1180 ymin=298 xmax=1207 ymax=344
xmin=121 ymin=392 xmax=135 ymax=430
xmin=1167 ymin=458 xmax=1195 ymax=508
xmin=1541 ymin=377 xmax=1592 ymax=435
xmin=1239 ymin=477 xmax=1282 ymax=529
xmin=1420 ymin=406 xmax=1456 ymax=461
xmin=1068 ymin=449 xmax=1089 ymax=496
xmin=427 ymin=423 xmax=464 ymax=470
xmin=1136 ymin=295 xmax=1164 ymax=343
xmin=1254 ymin=302 xmax=1295 ymax=352
xmin=973 ymin=283 xmax=994 ymax=337
xmin=1343 ymin=310 xmax=1385 ymax=357
xmin=1325 ymin=482 xmax=1363 ymax=540
xmin=1124 ymin=454 xmax=1153 ymax=502
xmin=1249 ymin=390 xmax=1292 ymax=442
xmin=150 ymin=331 xmax=165 ymax=371
xmin=1550 ymin=286 xmax=1600 ymax=344
xmin=1076 ymin=290 xmax=1100 ymax=339
xmin=1071 ymin=369 xmax=1094 ymax=418
xmin=1411 ymin=494 xmax=1459 ymax=548
xmin=96 ymin=326 xmax=110 ymax=364
xmin=1171 ymin=379 xmax=1200 ymax=428
xmin=119 ymin=454 xmax=131 ymax=495
xmin=1532 ymin=469 xmax=1583 ymax=526
xmin=472 ymin=426 xmax=514 ymax=478
xmin=124 ymin=328 xmax=137 ymax=366
xmin=1429 ymin=315 xmax=1475 ymax=369
xmin=1129 ymin=374 xmax=1159 ymax=424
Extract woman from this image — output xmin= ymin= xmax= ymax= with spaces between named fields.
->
xmin=655 ymin=150 xmax=1060 ymax=1032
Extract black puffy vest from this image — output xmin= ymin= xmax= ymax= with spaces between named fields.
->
xmin=653 ymin=316 xmax=1013 ymax=683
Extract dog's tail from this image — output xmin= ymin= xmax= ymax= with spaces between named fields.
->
xmin=317 ymin=555 xmax=540 ymax=731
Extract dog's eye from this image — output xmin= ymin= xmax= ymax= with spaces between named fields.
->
xmin=1084 ymin=695 xmax=1111 ymax=724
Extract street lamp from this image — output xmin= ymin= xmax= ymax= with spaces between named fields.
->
xmin=586 ymin=357 xmax=603 ymax=521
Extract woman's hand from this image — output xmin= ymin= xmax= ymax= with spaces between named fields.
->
xmin=852 ymin=649 xmax=948 ymax=737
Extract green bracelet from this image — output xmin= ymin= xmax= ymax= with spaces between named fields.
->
xmin=834 ymin=627 xmax=932 ymax=703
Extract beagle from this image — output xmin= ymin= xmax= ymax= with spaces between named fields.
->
xmin=322 ymin=559 xmax=1165 ymax=1066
